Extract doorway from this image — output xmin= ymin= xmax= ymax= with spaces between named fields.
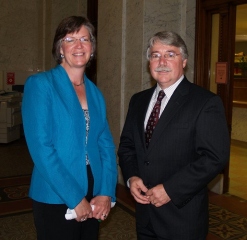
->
xmin=230 ymin=4 xmax=247 ymax=200
xmin=195 ymin=0 xmax=247 ymax=199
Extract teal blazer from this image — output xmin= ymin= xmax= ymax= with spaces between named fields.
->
xmin=22 ymin=65 xmax=117 ymax=209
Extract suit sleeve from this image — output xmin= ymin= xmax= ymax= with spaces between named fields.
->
xmin=118 ymin=95 xmax=140 ymax=185
xmin=164 ymin=95 xmax=230 ymax=208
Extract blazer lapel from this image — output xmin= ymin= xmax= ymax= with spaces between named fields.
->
xmin=147 ymin=78 xmax=191 ymax=151
xmin=51 ymin=66 xmax=85 ymax=145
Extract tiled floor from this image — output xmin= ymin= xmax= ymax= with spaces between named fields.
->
xmin=229 ymin=140 xmax=247 ymax=200
xmin=0 ymin=137 xmax=247 ymax=239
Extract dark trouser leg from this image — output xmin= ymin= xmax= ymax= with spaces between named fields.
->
xmin=136 ymin=220 xmax=158 ymax=240
xmin=33 ymin=200 xmax=100 ymax=240
xmin=33 ymin=200 xmax=81 ymax=240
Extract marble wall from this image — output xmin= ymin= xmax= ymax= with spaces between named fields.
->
xmin=0 ymin=1 xmax=40 ymax=72
xmin=0 ymin=0 xmax=87 ymax=82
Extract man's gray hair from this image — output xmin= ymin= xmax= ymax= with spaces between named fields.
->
xmin=147 ymin=31 xmax=189 ymax=60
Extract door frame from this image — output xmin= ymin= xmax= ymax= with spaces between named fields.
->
xmin=195 ymin=0 xmax=247 ymax=192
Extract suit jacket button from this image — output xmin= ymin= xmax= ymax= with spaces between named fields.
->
xmin=144 ymin=161 xmax=150 ymax=165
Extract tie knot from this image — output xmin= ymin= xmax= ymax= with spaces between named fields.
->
xmin=157 ymin=90 xmax=165 ymax=101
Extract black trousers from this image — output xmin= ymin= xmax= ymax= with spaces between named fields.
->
xmin=136 ymin=220 xmax=206 ymax=240
xmin=137 ymin=220 xmax=164 ymax=240
xmin=32 ymin=165 xmax=99 ymax=240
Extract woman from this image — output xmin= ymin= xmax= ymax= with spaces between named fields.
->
xmin=22 ymin=16 xmax=117 ymax=239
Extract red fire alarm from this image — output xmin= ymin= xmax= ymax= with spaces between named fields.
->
xmin=7 ymin=72 xmax=15 ymax=85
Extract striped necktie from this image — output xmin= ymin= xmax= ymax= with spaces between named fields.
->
xmin=145 ymin=90 xmax=165 ymax=148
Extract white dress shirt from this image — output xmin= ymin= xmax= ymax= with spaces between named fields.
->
xmin=144 ymin=75 xmax=184 ymax=129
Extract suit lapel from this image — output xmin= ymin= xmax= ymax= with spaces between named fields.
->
xmin=147 ymin=78 xmax=191 ymax=151
xmin=136 ymin=87 xmax=156 ymax=150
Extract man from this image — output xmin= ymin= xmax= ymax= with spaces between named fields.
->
xmin=118 ymin=31 xmax=230 ymax=240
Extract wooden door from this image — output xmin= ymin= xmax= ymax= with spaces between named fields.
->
xmin=195 ymin=0 xmax=247 ymax=193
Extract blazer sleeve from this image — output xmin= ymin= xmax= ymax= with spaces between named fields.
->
xmin=22 ymin=74 xmax=85 ymax=208
xmin=84 ymin=79 xmax=118 ymax=202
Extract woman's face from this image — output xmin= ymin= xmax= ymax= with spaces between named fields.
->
xmin=60 ymin=26 xmax=93 ymax=71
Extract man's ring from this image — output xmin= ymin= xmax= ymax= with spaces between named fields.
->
xmin=80 ymin=218 xmax=86 ymax=222
xmin=103 ymin=214 xmax=107 ymax=219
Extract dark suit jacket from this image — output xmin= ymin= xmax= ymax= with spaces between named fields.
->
xmin=118 ymin=77 xmax=230 ymax=239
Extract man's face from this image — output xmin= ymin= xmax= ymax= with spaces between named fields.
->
xmin=149 ymin=42 xmax=187 ymax=89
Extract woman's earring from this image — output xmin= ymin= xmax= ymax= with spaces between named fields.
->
xmin=90 ymin=53 xmax=94 ymax=57
xmin=61 ymin=54 xmax=64 ymax=58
